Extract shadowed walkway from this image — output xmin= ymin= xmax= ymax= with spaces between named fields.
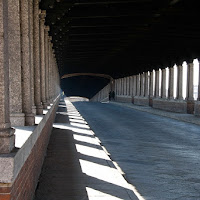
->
xmin=34 ymin=100 xmax=137 ymax=200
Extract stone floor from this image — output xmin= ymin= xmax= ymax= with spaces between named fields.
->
xmin=34 ymin=100 xmax=138 ymax=200
xmin=73 ymin=101 xmax=200 ymax=200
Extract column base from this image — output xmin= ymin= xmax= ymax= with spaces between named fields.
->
xmin=42 ymin=102 xmax=48 ymax=109
xmin=133 ymin=96 xmax=149 ymax=106
xmin=36 ymin=105 xmax=43 ymax=115
xmin=32 ymin=106 xmax=36 ymax=115
xmin=153 ymin=98 xmax=187 ymax=113
xmin=25 ymin=113 xmax=35 ymax=126
xmin=115 ymin=95 xmax=132 ymax=103
xmin=194 ymin=101 xmax=200 ymax=116
xmin=0 ymin=128 xmax=15 ymax=153
xmin=10 ymin=113 xmax=25 ymax=127
xmin=149 ymin=97 xmax=153 ymax=107
xmin=187 ymin=100 xmax=194 ymax=114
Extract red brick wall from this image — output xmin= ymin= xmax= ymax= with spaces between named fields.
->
xmin=0 ymin=102 xmax=58 ymax=200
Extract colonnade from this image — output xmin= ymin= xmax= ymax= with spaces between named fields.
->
xmin=92 ymin=60 xmax=200 ymax=115
xmin=0 ymin=0 xmax=60 ymax=153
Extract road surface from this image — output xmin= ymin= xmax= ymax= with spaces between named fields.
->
xmin=73 ymin=101 xmax=200 ymax=200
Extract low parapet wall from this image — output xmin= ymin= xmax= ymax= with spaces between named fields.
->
xmin=116 ymin=95 xmax=132 ymax=103
xmin=152 ymin=98 xmax=187 ymax=113
xmin=0 ymin=96 xmax=60 ymax=200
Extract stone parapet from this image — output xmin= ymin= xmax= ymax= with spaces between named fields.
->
xmin=116 ymin=95 xmax=132 ymax=103
xmin=194 ymin=101 xmax=200 ymax=116
xmin=133 ymin=96 xmax=149 ymax=106
xmin=0 ymin=96 xmax=60 ymax=200
xmin=152 ymin=98 xmax=187 ymax=113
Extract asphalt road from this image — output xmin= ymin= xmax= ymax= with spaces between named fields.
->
xmin=73 ymin=101 xmax=200 ymax=200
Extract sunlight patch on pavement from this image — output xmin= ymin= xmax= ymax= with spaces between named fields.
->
xmin=86 ymin=187 xmax=125 ymax=200
xmin=53 ymin=123 xmax=93 ymax=135
xmin=69 ymin=118 xmax=87 ymax=124
xmin=73 ymin=134 xmax=99 ymax=145
xmin=75 ymin=144 xmax=110 ymax=160
xmin=63 ymin=99 xmax=146 ymax=200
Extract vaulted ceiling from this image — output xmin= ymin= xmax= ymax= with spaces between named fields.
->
xmin=40 ymin=0 xmax=200 ymax=98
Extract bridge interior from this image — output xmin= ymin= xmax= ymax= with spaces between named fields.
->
xmin=1 ymin=0 xmax=200 ymax=200
xmin=41 ymin=0 xmax=200 ymax=98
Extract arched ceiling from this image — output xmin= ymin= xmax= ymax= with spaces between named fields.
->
xmin=40 ymin=0 xmax=200 ymax=98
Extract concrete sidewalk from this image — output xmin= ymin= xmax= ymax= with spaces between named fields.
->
xmin=34 ymin=100 xmax=139 ymax=200
xmin=110 ymin=101 xmax=200 ymax=126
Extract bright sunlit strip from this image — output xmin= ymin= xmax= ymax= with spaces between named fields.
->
xmin=35 ymin=115 xmax=43 ymax=124
xmin=65 ymin=99 xmax=146 ymax=200
xmin=53 ymin=123 xmax=93 ymax=135
xmin=166 ymin=67 xmax=169 ymax=98
xmin=69 ymin=115 xmax=84 ymax=120
xmin=69 ymin=118 xmax=87 ymax=124
xmin=182 ymin=61 xmax=187 ymax=99
xmin=75 ymin=144 xmax=110 ymax=160
xmin=43 ymin=109 xmax=48 ymax=114
xmin=14 ymin=127 xmax=35 ymax=148
xmin=79 ymin=159 xmax=129 ymax=188
xmin=86 ymin=187 xmax=124 ymax=200
xmin=58 ymin=105 xmax=67 ymax=108
xmin=73 ymin=134 xmax=99 ymax=145
xmin=70 ymin=122 xmax=90 ymax=129
xmin=193 ymin=59 xmax=199 ymax=100
xmin=173 ymin=64 xmax=177 ymax=98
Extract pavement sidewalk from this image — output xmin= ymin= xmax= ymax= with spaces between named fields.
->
xmin=110 ymin=101 xmax=200 ymax=126
xmin=34 ymin=100 xmax=139 ymax=200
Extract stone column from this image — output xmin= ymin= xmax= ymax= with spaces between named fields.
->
xmin=140 ymin=73 xmax=144 ymax=96
xmin=121 ymin=78 xmax=123 ymax=95
xmin=33 ymin=0 xmax=43 ymax=114
xmin=177 ymin=65 xmax=183 ymax=100
xmin=114 ymin=80 xmax=117 ymax=95
xmin=130 ymin=76 xmax=132 ymax=96
xmin=28 ymin=0 xmax=36 ymax=114
xmin=198 ymin=61 xmax=200 ymax=101
xmin=0 ymin=0 xmax=15 ymax=153
xmin=117 ymin=78 xmax=120 ymax=95
xmin=187 ymin=63 xmax=194 ymax=101
xmin=142 ymin=73 xmax=145 ymax=97
xmin=168 ymin=67 xmax=174 ymax=99
xmin=145 ymin=72 xmax=149 ymax=97
xmin=155 ymin=70 xmax=160 ymax=98
xmin=117 ymin=79 xmax=120 ymax=95
xmin=149 ymin=71 xmax=154 ymax=106
xmin=20 ymin=0 xmax=35 ymax=125
xmin=116 ymin=79 xmax=118 ymax=95
xmin=44 ymin=26 xmax=50 ymax=104
xmin=126 ymin=77 xmax=129 ymax=96
xmin=8 ymin=0 xmax=25 ymax=126
xmin=149 ymin=71 xmax=154 ymax=98
xmin=48 ymin=37 xmax=51 ymax=101
xmin=161 ymin=68 xmax=166 ymax=99
xmin=186 ymin=62 xmax=194 ymax=114
xmin=136 ymin=74 xmax=140 ymax=96
xmin=52 ymin=52 xmax=56 ymax=99
xmin=120 ymin=78 xmax=122 ymax=95
xmin=123 ymin=78 xmax=126 ymax=96
xmin=39 ymin=10 xmax=47 ymax=108
xmin=133 ymin=75 xmax=137 ymax=97
xmin=49 ymin=40 xmax=53 ymax=101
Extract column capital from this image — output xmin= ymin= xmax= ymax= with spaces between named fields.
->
xmin=39 ymin=10 xmax=46 ymax=21
xmin=45 ymin=25 xmax=50 ymax=33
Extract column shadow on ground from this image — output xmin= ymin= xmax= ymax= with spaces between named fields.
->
xmin=34 ymin=100 xmax=137 ymax=200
